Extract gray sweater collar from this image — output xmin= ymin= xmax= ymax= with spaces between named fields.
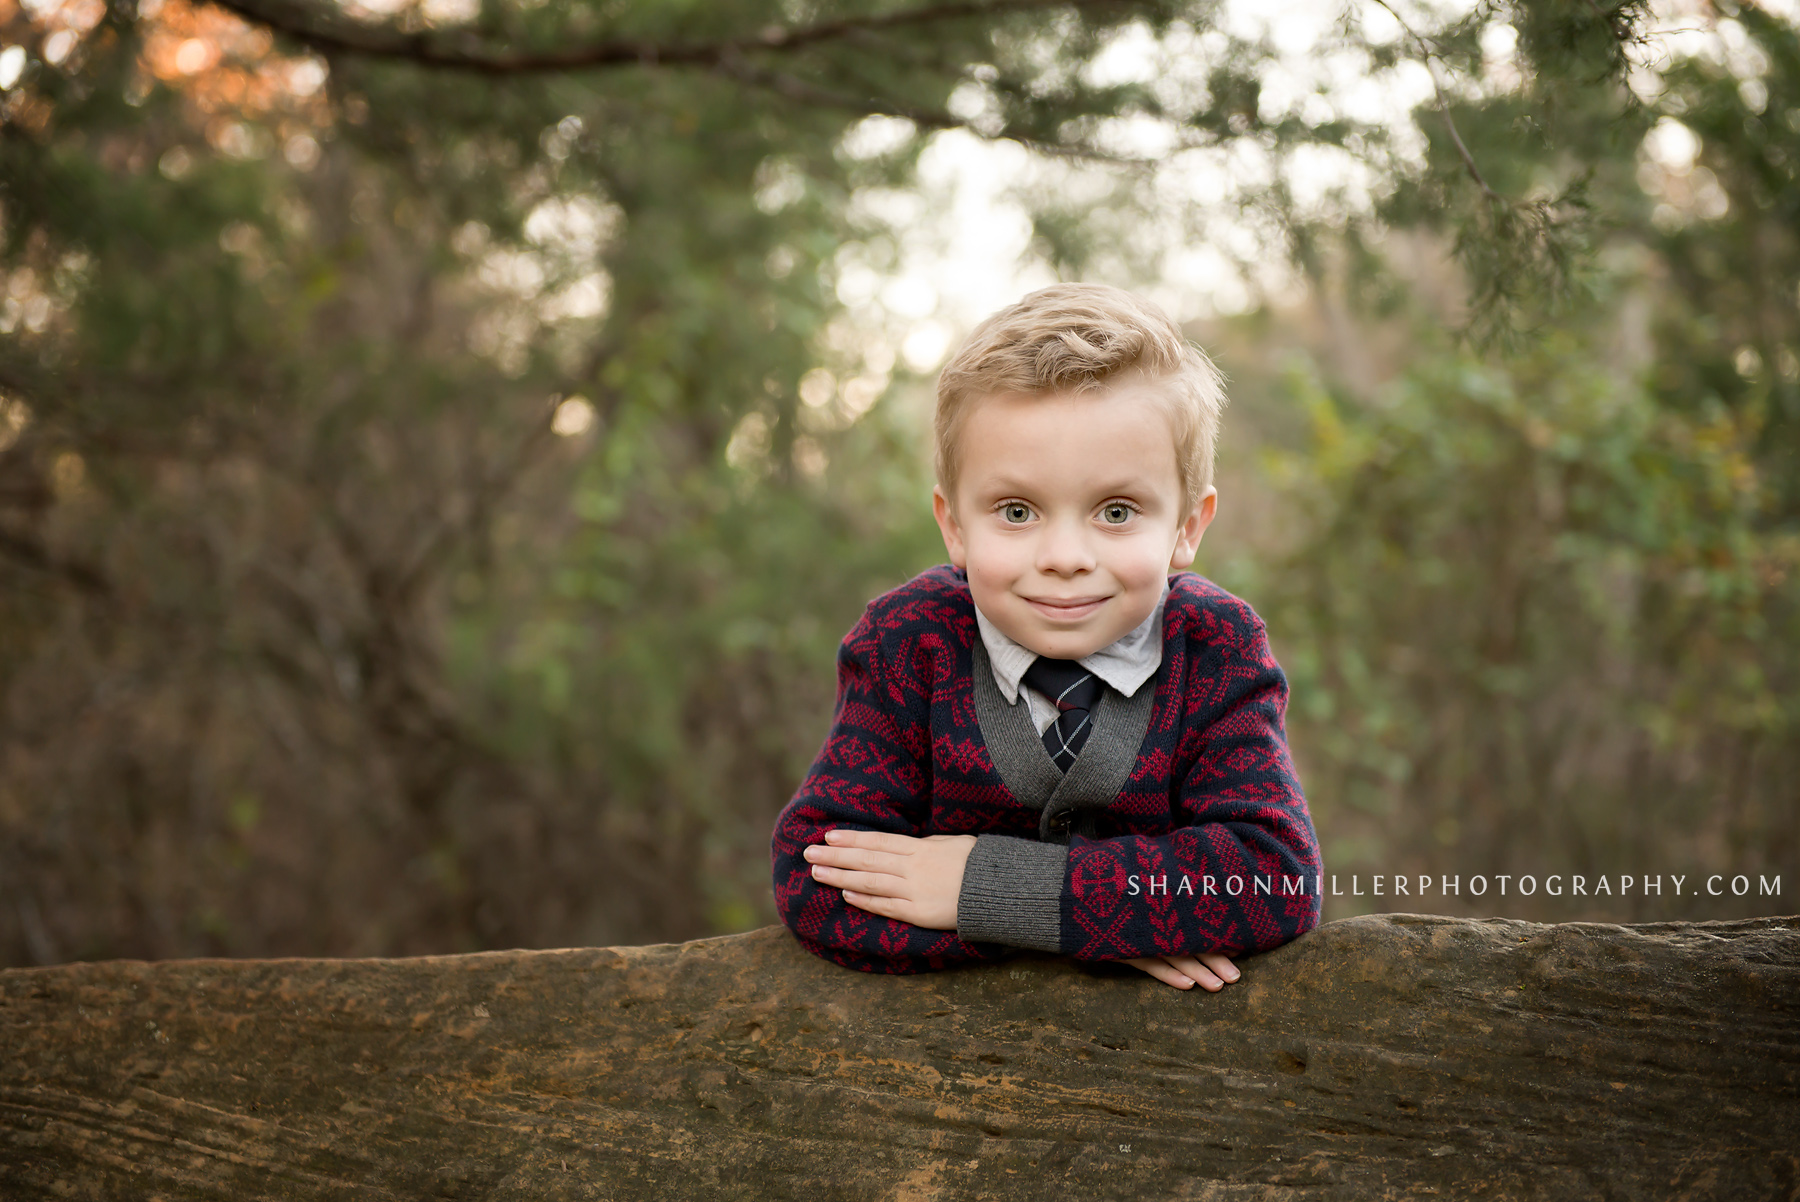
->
xmin=970 ymin=636 xmax=1160 ymax=842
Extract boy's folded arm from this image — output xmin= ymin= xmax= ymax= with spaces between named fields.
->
xmin=1080 ymin=629 xmax=1322 ymax=962
xmin=958 ymin=619 xmax=1324 ymax=964
xmin=771 ymin=607 xmax=1012 ymax=975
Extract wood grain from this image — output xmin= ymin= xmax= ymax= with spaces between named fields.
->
xmin=2 ymin=914 xmax=1797 ymax=1200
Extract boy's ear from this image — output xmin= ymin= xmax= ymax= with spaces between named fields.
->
xmin=1168 ymin=487 xmax=1217 ymax=569
xmin=932 ymin=485 xmax=968 ymax=569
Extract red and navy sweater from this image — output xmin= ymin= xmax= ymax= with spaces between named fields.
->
xmin=770 ymin=564 xmax=1322 ymax=974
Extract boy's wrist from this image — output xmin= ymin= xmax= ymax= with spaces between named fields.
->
xmin=954 ymin=833 xmax=1066 ymax=953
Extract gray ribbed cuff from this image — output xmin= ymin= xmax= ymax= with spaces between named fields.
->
xmin=956 ymin=834 xmax=1066 ymax=953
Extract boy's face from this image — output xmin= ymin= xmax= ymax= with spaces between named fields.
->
xmin=933 ymin=386 xmax=1217 ymax=660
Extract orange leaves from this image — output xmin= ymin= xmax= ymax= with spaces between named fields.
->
xmin=11 ymin=0 xmax=329 ymax=131
xmin=139 ymin=0 xmax=325 ymax=127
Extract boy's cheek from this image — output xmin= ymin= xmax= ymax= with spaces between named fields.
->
xmin=965 ymin=569 xmax=1008 ymax=614
xmin=965 ymin=566 xmax=1026 ymax=632
xmin=960 ymin=540 xmax=1015 ymax=589
xmin=1118 ymin=536 xmax=1183 ymax=585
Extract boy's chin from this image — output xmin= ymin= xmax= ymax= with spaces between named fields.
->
xmin=1001 ymin=619 xmax=1122 ymax=661
xmin=1026 ymin=637 xmax=1109 ymax=660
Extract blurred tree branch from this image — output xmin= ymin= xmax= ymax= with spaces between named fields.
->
xmin=203 ymin=0 xmax=1165 ymax=160
xmin=208 ymin=0 xmax=1141 ymax=75
xmin=1369 ymin=0 xmax=1511 ymax=204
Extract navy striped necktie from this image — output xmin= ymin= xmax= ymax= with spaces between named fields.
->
xmin=1022 ymin=656 xmax=1103 ymax=772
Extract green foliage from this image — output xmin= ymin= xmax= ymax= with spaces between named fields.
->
xmin=1261 ymin=332 xmax=1795 ymax=905
xmin=1244 ymin=2 xmax=1800 ymax=916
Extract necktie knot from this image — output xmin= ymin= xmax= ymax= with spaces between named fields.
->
xmin=1022 ymin=656 xmax=1102 ymax=772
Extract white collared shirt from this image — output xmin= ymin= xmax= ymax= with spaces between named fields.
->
xmin=974 ymin=581 xmax=1168 ymax=735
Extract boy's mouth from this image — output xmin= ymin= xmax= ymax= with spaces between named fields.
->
xmin=1022 ymin=595 xmax=1109 ymax=620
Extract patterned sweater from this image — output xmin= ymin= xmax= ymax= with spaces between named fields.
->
xmin=770 ymin=565 xmax=1322 ymax=974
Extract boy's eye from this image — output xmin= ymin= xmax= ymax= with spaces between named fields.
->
xmin=1101 ymin=503 xmax=1134 ymax=524
xmin=1001 ymin=503 xmax=1034 ymax=524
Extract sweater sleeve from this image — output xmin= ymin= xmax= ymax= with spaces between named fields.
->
xmin=771 ymin=601 xmax=1014 ymax=975
xmin=979 ymin=606 xmax=1322 ymax=963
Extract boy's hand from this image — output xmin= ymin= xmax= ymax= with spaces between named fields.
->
xmin=1123 ymin=953 xmax=1240 ymax=991
xmin=803 ymin=829 xmax=976 ymax=931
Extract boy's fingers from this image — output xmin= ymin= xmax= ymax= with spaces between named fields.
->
xmin=1197 ymin=953 xmax=1240 ymax=983
xmin=1151 ymin=955 xmax=1228 ymax=991
xmin=1173 ymin=950 xmax=1231 ymax=993
xmin=805 ymin=845 xmax=905 ymax=873
xmin=810 ymin=864 xmax=905 ymax=898
xmin=1186 ymin=965 xmax=1225 ymax=991
xmin=840 ymin=889 xmax=905 ymax=919
xmin=1123 ymin=957 xmax=1195 ymax=990
xmin=822 ymin=829 xmax=918 ymax=854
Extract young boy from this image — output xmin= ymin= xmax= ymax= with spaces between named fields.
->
xmin=770 ymin=283 xmax=1322 ymax=991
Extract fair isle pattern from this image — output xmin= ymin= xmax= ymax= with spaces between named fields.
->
xmin=770 ymin=565 xmax=1322 ymax=975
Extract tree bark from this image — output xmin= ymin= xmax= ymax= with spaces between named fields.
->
xmin=2 ymin=913 xmax=1796 ymax=1199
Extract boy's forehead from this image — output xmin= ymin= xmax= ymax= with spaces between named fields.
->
xmin=958 ymin=384 xmax=1177 ymax=444
xmin=961 ymin=381 xmax=1173 ymax=427
xmin=954 ymin=387 xmax=1181 ymax=494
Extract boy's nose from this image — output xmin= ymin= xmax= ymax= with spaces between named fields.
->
xmin=1035 ymin=519 xmax=1097 ymax=575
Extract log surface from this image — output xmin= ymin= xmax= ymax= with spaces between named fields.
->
xmin=2 ymin=914 xmax=1797 ymax=1200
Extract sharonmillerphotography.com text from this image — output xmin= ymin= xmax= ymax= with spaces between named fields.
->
xmin=1121 ymin=873 xmax=1784 ymax=900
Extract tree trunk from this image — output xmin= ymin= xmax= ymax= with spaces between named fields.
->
xmin=2 ymin=914 xmax=1796 ymax=1199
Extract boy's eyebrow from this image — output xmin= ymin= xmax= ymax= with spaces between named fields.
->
xmin=966 ymin=475 xmax=1038 ymax=496
xmin=1085 ymin=479 xmax=1154 ymax=498
xmin=969 ymin=474 xmax=1153 ymax=499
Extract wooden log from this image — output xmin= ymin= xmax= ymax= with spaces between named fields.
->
xmin=1 ymin=914 xmax=1796 ymax=1200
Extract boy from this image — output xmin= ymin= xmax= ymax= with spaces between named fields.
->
xmin=769 ymin=283 xmax=1321 ymax=991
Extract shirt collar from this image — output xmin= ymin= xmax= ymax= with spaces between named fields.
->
xmin=974 ymin=580 xmax=1168 ymax=703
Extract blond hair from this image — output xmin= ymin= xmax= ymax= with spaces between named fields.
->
xmin=934 ymin=282 xmax=1226 ymax=514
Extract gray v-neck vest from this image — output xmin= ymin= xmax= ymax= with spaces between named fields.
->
xmin=970 ymin=638 xmax=1159 ymax=843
